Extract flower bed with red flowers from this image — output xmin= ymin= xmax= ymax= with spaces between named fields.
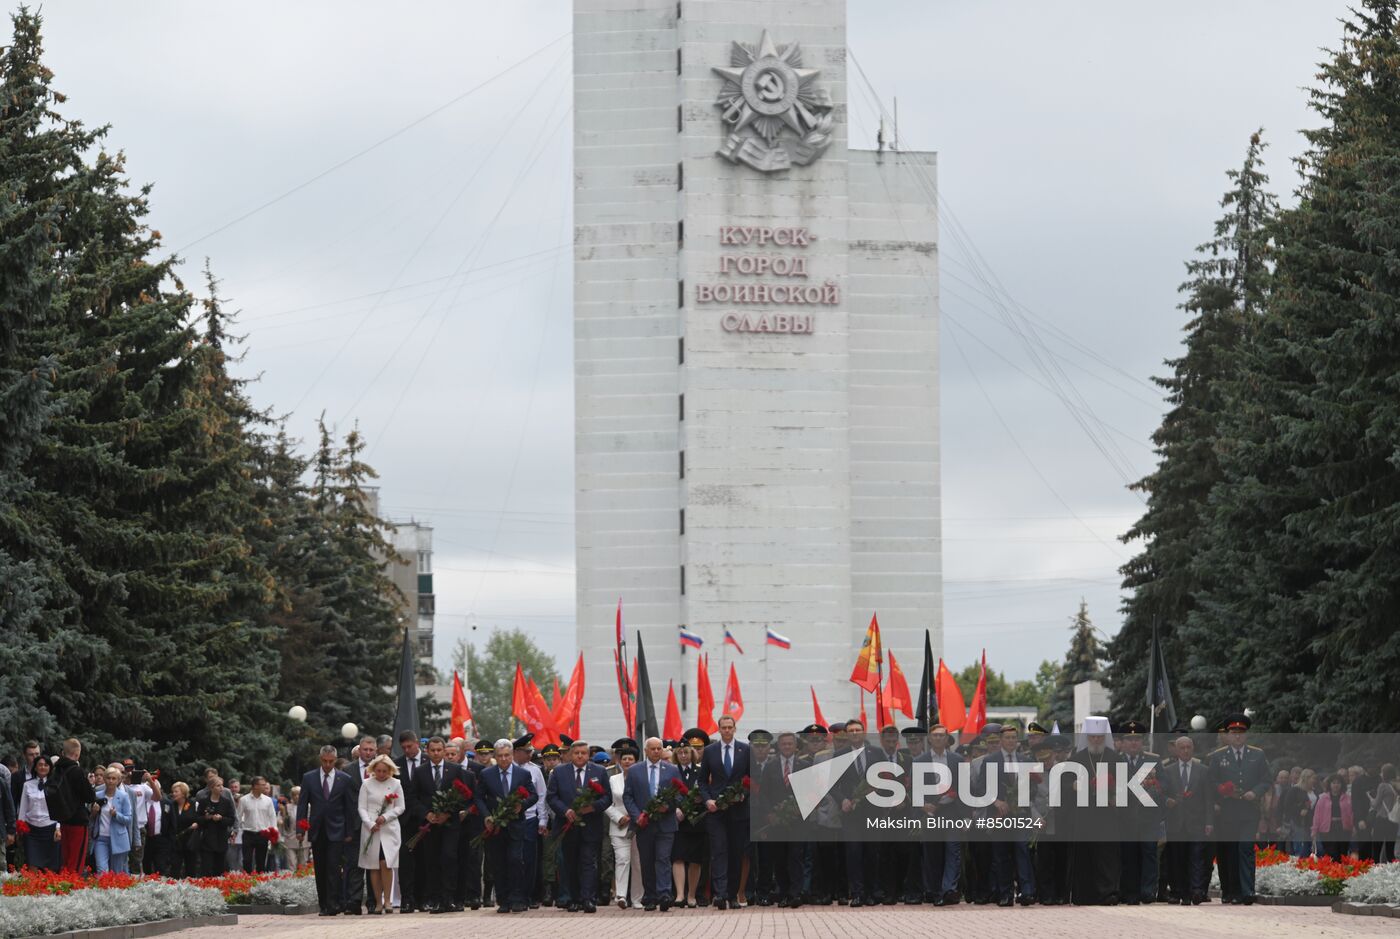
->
xmin=2 ymin=865 xmax=314 ymax=904
xmin=1250 ymin=845 xmax=1376 ymax=896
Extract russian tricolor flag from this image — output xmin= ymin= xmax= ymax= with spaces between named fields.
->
xmin=679 ymin=626 xmax=704 ymax=650
xmin=723 ymin=629 xmax=745 ymax=654
xmin=766 ymin=627 xmax=792 ymax=650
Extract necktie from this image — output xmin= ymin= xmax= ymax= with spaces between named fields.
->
xmin=1181 ymin=765 xmax=1188 ymax=788
xmin=650 ymin=762 xmax=658 ymax=797
xmin=724 ymin=745 xmax=732 ymax=776
xmin=576 ymin=768 xmax=583 ymax=789
xmin=434 ymin=763 xmax=441 ymax=787
xmin=323 ymin=773 xmax=330 ymax=798
xmin=783 ymin=759 xmax=791 ymax=784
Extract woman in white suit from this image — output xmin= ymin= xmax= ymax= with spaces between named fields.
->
xmin=358 ymin=755 xmax=406 ymax=913
xmin=606 ymin=746 xmax=645 ymax=909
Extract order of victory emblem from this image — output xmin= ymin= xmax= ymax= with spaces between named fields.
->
xmin=713 ymin=29 xmax=834 ymax=173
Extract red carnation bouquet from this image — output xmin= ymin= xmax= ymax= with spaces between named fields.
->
xmin=16 ymin=820 xmax=31 ymax=836
xmin=473 ymin=785 xmax=530 ymax=847
xmin=360 ymin=790 xmax=401 ymax=858
xmin=262 ymin=826 xmax=279 ymax=846
xmin=1217 ymin=781 xmax=1237 ymax=799
xmin=296 ymin=819 xmax=310 ymax=833
xmin=637 ymin=778 xmax=689 ymax=828
xmin=558 ymin=778 xmax=607 ymax=835
xmin=714 ymin=775 xmax=751 ymax=812
xmin=408 ymin=779 xmax=473 ymax=852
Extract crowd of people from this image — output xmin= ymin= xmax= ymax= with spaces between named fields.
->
xmin=2 ymin=713 xmax=1396 ymax=916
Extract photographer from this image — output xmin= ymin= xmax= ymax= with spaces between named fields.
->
xmin=194 ymin=777 xmax=236 ymax=875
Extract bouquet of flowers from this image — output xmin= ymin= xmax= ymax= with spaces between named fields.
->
xmin=1217 ymin=781 xmax=1237 ymax=799
xmin=472 ymin=785 xmax=530 ymax=848
xmin=296 ymin=819 xmax=310 ymax=834
xmin=679 ymin=782 xmax=708 ymax=825
xmin=16 ymin=820 xmax=31 ymax=837
xmin=558 ymin=778 xmax=607 ymax=836
xmin=408 ymin=780 xmax=472 ymax=852
xmin=636 ymin=779 xmax=689 ymax=828
xmin=714 ymin=775 xmax=751 ymax=812
xmin=262 ymin=826 xmax=280 ymax=846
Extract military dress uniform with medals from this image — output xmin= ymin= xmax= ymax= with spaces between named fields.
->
xmin=1206 ymin=714 xmax=1269 ymax=903
xmin=1116 ymin=720 xmax=1161 ymax=904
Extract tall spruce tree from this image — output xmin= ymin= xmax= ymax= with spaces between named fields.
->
xmin=0 ymin=8 xmax=73 ymax=752
xmin=1046 ymin=600 xmax=1107 ymax=725
xmin=1177 ymin=1 xmax=1400 ymax=731
xmin=1105 ymin=133 xmax=1278 ymax=724
xmin=280 ymin=419 xmax=403 ymax=745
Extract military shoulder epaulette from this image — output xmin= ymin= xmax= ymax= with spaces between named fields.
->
xmin=1208 ymin=746 xmax=1228 ymax=756
xmin=1247 ymin=744 xmax=1263 ymax=752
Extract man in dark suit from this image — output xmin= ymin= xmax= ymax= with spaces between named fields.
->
xmin=915 ymin=724 xmax=965 ymax=905
xmin=699 ymin=714 xmax=750 ymax=909
xmin=411 ymin=736 xmax=474 ymax=914
xmin=142 ymin=777 xmax=177 ymax=875
xmin=477 ymin=739 xmax=539 ymax=913
xmin=12 ymin=741 xmax=39 ymax=814
xmin=624 ymin=736 xmax=684 ymax=911
xmin=546 ymin=739 xmax=611 ymax=912
xmin=1206 ymin=714 xmax=1270 ymax=904
xmin=983 ymin=723 xmax=1036 ymax=906
xmin=756 ymin=731 xmax=808 ymax=907
xmin=1160 ymin=735 xmax=1212 ymax=904
xmin=834 ymin=718 xmax=881 ymax=907
xmin=296 ymin=745 xmax=357 ymax=916
xmin=343 ymin=736 xmax=377 ymax=913
xmin=394 ymin=731 xmax=425 ymax=913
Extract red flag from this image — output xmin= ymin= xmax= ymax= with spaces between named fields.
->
xmin=614 ymin=599 xmax=631 ymax=731
xmin=511 ymin=662 xmax=529 ymax=726
xmin=522 ymin=672 xmax=563 ymax=746
xmin=849 ymin=613 xmax=883 ymax=692
xmin=875 ymin=678 xmax=891 ymax=731
xmin=885 ymin=651 xmax=913 ymax=718
xmin=696 ymin=654 xmax=718 ymax=734
xmin=965 ymin=650 xmax=988 ymax=737
xmin=936 ymin=658 xmax=967 ymax=732
xmin=450 ymin=671 xmax=472 ymax=739
xmin=859 ymin=690 xmax=869 ymax=731
xmin=664 ymin=680 xmax=683 ymax=741
xmin=550 ymin=677 xmax=561 ymax=714
xmin=722 ymin=663 xmax=744 ymax=723
xmin=629 ymin=656 xmax=639 ymax=730
xmin=554 ymin=654 xmax=585 ymax=739
xmin=810 ymin=686 xmax=828 ymax=729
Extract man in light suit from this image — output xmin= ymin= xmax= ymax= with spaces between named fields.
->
xmin=477 ymin=739 xmax=539 ymax=913
xmin=296 ymin=745 xmax=357 ymax=916
xmin=699 ymin=714 xmax=750 ymax=909
xmin=546 ymin=739 xmax=612 ymax=912
xmin=915 ymin=724 xmax=965 ymax=905
xmin=624 ymin=737 xmax=684 ymax=911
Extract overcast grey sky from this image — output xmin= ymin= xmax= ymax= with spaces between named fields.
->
xmin=32 ymin=1 xmax=1349 ymax=688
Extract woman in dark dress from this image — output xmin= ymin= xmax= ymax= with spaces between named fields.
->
xmin=171 ymin=782 xmax=200 ymax=877
xmin=670 ymin=743 xmax=707 ymax=906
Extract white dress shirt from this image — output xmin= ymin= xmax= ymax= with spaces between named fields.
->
xmin=517 ymin=761 xmax=549 ymax=826
xmin=19 ymin=777 xmax=53 ymax=827
xmin=238 ymin=793 xmax=278 ymax=832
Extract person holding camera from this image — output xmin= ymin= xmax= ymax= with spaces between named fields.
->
xmin=194 ymin=777 xmax=237 ymax=875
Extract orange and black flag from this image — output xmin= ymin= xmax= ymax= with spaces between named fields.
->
xmin=849 ymin=613 xmax=883 ymax=693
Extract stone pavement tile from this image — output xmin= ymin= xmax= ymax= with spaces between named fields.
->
xmin=162 ymin=904 xmax=1400 ymax=939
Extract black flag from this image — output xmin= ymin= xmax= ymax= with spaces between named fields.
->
xmin=914 ymin=628 xmax=937 ymax=728
xmin=633 ymin=631 xmax=660 ymax=742
xmin=392 ymin=628 xmax=418 ymax=758
xmin=1146 ymin=620 xmax=1177 ymax=736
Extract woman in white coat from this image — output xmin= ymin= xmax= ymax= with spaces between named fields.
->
xmin=358 ymin=755 xmax=406 ymax=913
xmin=606 ymin=746 xmax=645 ymax=909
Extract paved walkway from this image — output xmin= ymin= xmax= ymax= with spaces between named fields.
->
xmin=167 ymin=904 xmax=1400 ymax=939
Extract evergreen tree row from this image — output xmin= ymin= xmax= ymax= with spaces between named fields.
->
xmin=1108 ymin=0 xmax=1400 ymax=731
xmin=0 ymin=9 xmax=403 ymax=777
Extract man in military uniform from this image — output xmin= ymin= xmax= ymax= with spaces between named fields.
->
xmin=743 ymin=729 xmax=775 ymax=906
xmin=1116 ymin=720 xmax=1161 ymax=904
xmin=537 ymin=742 xmax=563 ymax=907
xmin=1029 ymin=733 xmax=1072 ymax=904
xmin=1206 ymin=714 xmax=1269 ymax=904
